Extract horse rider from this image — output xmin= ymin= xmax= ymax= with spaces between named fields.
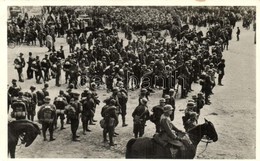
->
xmin=37 ymin=96 xmax=56 ymax=141
xmin=101 ymin=99 xmax=119 ymax=146
xmin=159 ymin=105 xmax=186 ymax=158
xmin=132 ymin=98 xmax=150 ymax=138
xmin=53 ymin=90 xmax=68 ymax=130
xmin=150 ymin=98 xmax=165 ymax=133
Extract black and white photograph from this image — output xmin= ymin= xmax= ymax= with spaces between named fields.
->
xmin=6 ymin=5 xmax=256 ymax=159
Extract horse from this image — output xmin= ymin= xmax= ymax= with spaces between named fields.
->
xmin=125 ymin=119 xmax=218 ymax=159
xmin=8 ymin=119 xmax=41 ymax=158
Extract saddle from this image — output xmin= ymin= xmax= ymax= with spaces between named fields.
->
xmin=153 ymin=133 xmax=194 ymax=159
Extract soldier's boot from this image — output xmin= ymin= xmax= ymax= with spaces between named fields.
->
xmin=109 ymin=132 xmax=116 ymax=146
xmin=122 ymin=116 xmax=128 ymax=127
xmin=43 ymin=132 xmax=47 ymax=141
xmin=49 ymin=131 xmax=56 ymax=141
xmin=89 ymin=119 xmax=96 ymax=125
xmin=60 ymin=120 xmax=66 ymax=130
xmin=86 ymin=120 xmax=91 ymax=132
xmin=82 ymin=122 xmax=87 ymax=135
xmin=103 ymin=131 xmax=108 ymax=143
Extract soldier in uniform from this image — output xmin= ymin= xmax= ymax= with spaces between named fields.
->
xmin=29 ymin=85 xmax=37 ymax=121
xmin=26 ymin=52 xmax=34 ymax=79
xmin=69 ymin=60 xmax=79 ymax=89
xmin=8 ymin=79 xmax=21 ymax=99
xmin=81 ymin=90 xmax=94 ymax=134
xmin=66 ymin=93 xmax=82 ymax=141
xmin=41 ymin=54 xmax=51 ymax=82
xmin=132 ymin=98 xmax=150 ymax=138
xmin=150 ymin=98 xmax=165 ymax=133
xmin=63 ymin=57 xmax=71 ymax=84
xmin=11 ymin=91 xmax=28 ymax=120
xmin=138 ymin=88 xmax=149 ymax=105
xmin=159 ymin=105 xmax=185 ymax=158
xmin=53 ymin=90 xmax=68 ymax=130
xmin=14 ymin=53 xmax=26 ymax=82
xmin=101 ymin=99 xmax=119 ymax=146
xmin=55 ymin=57 xmax=62 ymax=87
xmin=37 ymin=96 xmax=56 ymax=141
xmin=117 ymin=81 xmax=128 ymax=127
xmin=36 ymin=83 xmax=49 ymax=106
xmin=217 ymin=59 xmax=225 ymax=86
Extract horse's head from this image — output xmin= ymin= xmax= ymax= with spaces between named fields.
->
xmin=23 ymin=122 xmax=41 ymax=147
xmin=9 ymin=120 xmax=41 ymax=147
xmin=203 ymin=119 xmax=218 ymax=142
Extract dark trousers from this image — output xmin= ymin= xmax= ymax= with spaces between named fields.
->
xmin=133 ymin=123 xmax=145 ymax=138
xmin=27 ymin=67 xmax=33 ymax=79
xmin=82 ymin=115 xmax=90 ymax=131
xmin=218 ymin=74 xmax=224 ymax=84
xmin=237 ymin=34 xmax=239 ymax=41
xmin=103 ymin=127 xmax=114 ymax=143
xmin=17 ymin=68 xmax=23 ymax=81
xmin=70 ymin=118 xmax=79 ymax=139
xmin=43 ymin=69 xmax=50 ymax=81
xmin=42 ymin=122 xmax=54 ymax=139
xmin=56 ymin=73 xmax=61 ymax=85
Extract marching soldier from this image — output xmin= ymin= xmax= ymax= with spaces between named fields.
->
xmin=37 ymin=96 xmax=56 ymax=141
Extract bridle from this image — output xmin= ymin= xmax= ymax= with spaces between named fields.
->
xmin=197 ymin=135 xmax=214 ymax=156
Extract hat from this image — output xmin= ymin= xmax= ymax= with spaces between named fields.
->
xmin=192 ymin=95 xmax=198 ymax=99
xmin=160 ymin=98 xmax=166 ymax=103
xmin=12 ymin=79 xmax=17 ymax=83
xmin=110 ymin=99 xmax=116 ymax=105
xmin=113 ymin=87 xmax=119 ymax=92
xmin=141 ymin=98 xmax=148 ymax=104
xmin=169 ymin=89 xmax=175 ymax=93
xmin=164 ymin=95 xmax=170 ymax=99
xmin=163 ymin=105 xmax=173 ymax=113
xmin=44 ymin=96 xmax=51 ymax=102
xmin=44 ymin=83 xmax=49 ymax=88
xmin=68 ymin=83 xmax=74 ymax=89
xmin=198 ymin=92 xmax=203 ymax=96
xmin=18 ymin=91 xmax=23 ymax=96
xmin=19 ymin=53 xmax=23 ymax=56
xmin=59 ymin=90 xmax=64 ymax=94
xmin=30 ymin=85 xmax=36 ymax=90
xmin=187 ymin=102 xmax=195 ymax=107
xmin=189 ymin=112 xmax=198 ymax=119
xmin=141 ymin=88 xmax=147 ymax=94
xmin=74 ymin=92 xmax=80 ymax=97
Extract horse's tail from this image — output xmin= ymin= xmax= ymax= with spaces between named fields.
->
xmin=125 ymin=138 xmax=136 ymax=158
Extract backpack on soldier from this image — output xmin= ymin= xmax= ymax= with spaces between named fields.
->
xmin=66 ymin=105 xmax=77 ymax=119
xmin=11 ymin=100 xmax=26 ymax=118
xmin=36 ymin=90 xmax=45 ymax=106
xmin=41 ymin=106 xmax=54 ymax=123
